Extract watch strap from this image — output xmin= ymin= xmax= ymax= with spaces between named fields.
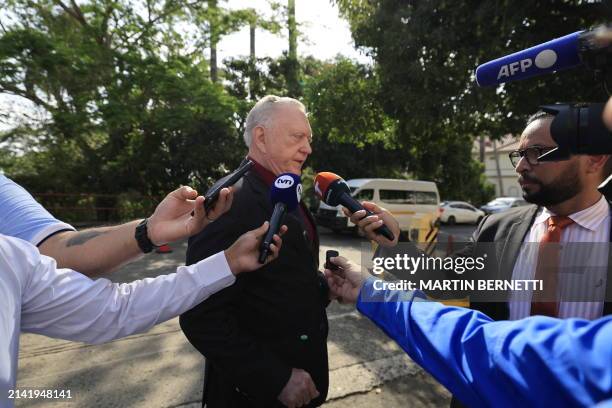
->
xmin=135 ymin=218 xmax=155 ymax=253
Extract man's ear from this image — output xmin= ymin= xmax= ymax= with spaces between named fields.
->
xmin=586 ymin=155 xmax=610 ymax=175
xmin=604 ymin=97 xmax=612 ymax=130
xmin=253 ymin=126 xmax=267 ymax=154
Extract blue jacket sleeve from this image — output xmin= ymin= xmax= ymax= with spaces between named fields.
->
xmin=357 ymin=277 xmax=612 ymax=408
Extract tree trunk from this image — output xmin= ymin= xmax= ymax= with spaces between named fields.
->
xmin=210 ymin=44 xmax=218 ymax=82
xmin=249 ymin=21 xmax=256 ymax=99
xmin=288 ymin=0 xmax=297 ymax=61
xmin=250 ymin=22 xmax=256 ymax=61
xmin=492 ymin=139 xmax=504 ymax=196
xmin=209 ymin=0 xmax=218 ymax=83
xmin=286 ymin=0 xmax=300 ymax=96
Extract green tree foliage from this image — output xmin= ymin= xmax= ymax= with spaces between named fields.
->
xmin=0 ymin=0 xmax=243 ymax=204
xmin=334 ymin=0 xmax=609 ymax=202
xmin=8 ymin=0 xmax=584 ymax=218
xmin=304 ymin=57 xmax=405 ymax=178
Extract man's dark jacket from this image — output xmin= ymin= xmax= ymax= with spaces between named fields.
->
xmin=443 ymin=204 xmax=612 ymax=408
xmin=179 ymin=170 xmax=329 ymax=408
xmin=465 ymin=204 xmax=612 ymax=320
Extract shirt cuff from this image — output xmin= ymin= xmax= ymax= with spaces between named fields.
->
xmin=356 ymin=277 xmax=381 ymax=318
xmin=191 ymin=251 xmax=236 ymax=293
xmin=31 ymin=222 xmax=76 ymax=246
xmin=356 ymin=277 xmax=426 ymax=318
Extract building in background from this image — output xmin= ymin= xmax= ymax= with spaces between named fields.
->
xmin=474 ymin=135 xmax=521 ymax=198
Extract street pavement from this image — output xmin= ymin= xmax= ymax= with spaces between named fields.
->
xmin=15 ymin=225 xmax=475 ymax=408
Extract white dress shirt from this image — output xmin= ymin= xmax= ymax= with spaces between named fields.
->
xmin=509 ymin=195 xmax=610 ymax=320
xmin=0 ymin=234 xmax=235 ymax=408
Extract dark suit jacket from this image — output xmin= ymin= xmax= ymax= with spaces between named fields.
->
xmin=444 ymin=204 xmax=612 ymax=408
xmin=467 ymin=204 xmax=612 ymax=320
xmin=179 ymin=170 xmax=329 ymax=408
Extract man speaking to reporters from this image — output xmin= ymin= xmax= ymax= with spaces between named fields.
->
xmin=180 ymin=95 xmax=330 ymax=408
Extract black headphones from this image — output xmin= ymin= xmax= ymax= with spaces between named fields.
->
xmin=537 ymin=102 xmax=612 ymax=162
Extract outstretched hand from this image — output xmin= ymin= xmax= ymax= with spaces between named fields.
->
xmin=224 ymin=222 xmax=288 ymax=275
xmin=343 ymin=201 xmax=400 ymax=247
xmin=147 ymin=186 xmax=234 ymax=245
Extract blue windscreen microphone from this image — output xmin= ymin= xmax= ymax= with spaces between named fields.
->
xmin=476 ymin=31 xmax=584 ymax=87
xmin=258 ymin=173 xmax=302 ymax=263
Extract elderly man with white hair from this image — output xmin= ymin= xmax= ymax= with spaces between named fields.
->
xmin=180 ymin=95 xmax=330 ymax=408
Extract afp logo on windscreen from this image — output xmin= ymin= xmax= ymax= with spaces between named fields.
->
xmin=497 ymin=49 xmax=558 ymax=80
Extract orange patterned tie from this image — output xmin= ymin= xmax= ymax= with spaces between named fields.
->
xmin=530 ymin=215 xmax=574 ymax=317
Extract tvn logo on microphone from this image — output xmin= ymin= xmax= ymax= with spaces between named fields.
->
xmin=275 ymin=175 xmax=295 ymax=189
xmin=497 ymin=49 xmax=558 ymax=80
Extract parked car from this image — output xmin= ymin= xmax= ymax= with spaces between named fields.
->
xmin=316 ymin=178 xmax=440 ymax=243
xmin=480 ymin=197 xmax=528 ymax=214
xmin=439 ymin=201 xmax=485 ymax=225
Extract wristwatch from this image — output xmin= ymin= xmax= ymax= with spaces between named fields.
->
xmin=134 ymin=218 xmax=156 ymax=253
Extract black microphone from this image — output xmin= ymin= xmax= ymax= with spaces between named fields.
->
xmin=314 ymin=172 xmax=395 ymax=242
xmin=258 ymin=173 xmax=302 ymax=264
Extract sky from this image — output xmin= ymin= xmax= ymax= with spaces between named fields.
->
xmin=0 ymin=0 xmax=370 ymax=131
xmin=220 ymin=0 xmax=370 ymax=64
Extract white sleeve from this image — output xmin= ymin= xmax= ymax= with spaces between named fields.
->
xmin=20 ymin=246 xmax=235 ymax=344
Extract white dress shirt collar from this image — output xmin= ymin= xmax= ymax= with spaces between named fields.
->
xmin=534 ymin=194 xmax=609 ymax=232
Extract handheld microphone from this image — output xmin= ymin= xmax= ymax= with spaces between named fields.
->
xmin=476 ymin=31 xmax=583 ymax=87
xmin=314 ymin=172 xmax=395 ymax=242
xmin=258 ymin=173 xmax=302 ymax=264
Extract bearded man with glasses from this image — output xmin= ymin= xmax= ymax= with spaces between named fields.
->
xmin=497 ymin=110 xmax=612 ymax=321
xmin=509 ymin=111 xmax=612 ymax=210
xmin=341 ymin=107 xmax=612 ymax=408
xmin=358 ymin=109 xmax=612 ymax=322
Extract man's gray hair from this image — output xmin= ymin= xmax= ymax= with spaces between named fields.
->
xmin=243 ymin=95 xmax=306 ymax=147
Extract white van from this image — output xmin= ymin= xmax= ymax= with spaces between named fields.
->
xmin=315 ymin=178 xmax=441 ymax=243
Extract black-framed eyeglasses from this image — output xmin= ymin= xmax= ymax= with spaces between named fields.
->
xmin=508 ymin=146 xmax=557 ymax=168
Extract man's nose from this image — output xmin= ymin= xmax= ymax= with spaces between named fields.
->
xmin=515 ymin=155 xmax=531 ymax=174
xmin=302 ymin=138 xmax=312 ymax=155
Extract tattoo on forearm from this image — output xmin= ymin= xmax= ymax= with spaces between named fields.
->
xmin=66 ymin=230 xmax=109 ymax=247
